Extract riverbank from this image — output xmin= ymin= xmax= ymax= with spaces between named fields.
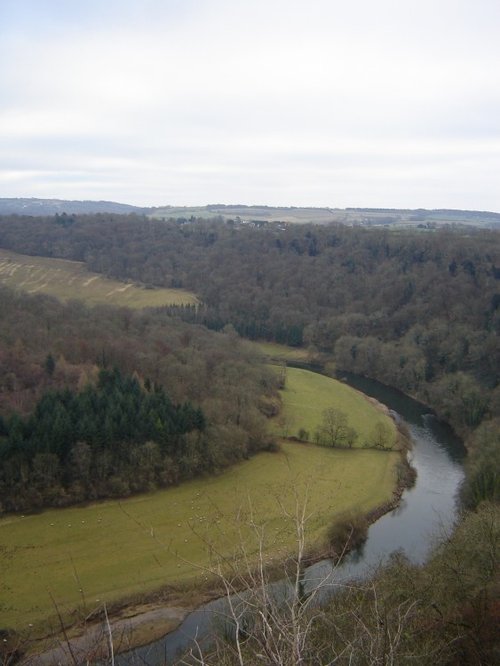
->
xmin=21 ymin=452 xmax=404 ymax=663
xmin=338 ymin=367 xmax=473 ymax=445
xmin=272 ymin=344 xmax=470 ymax=448
xmin=24 ymin=508 xmax=412 ymax=665
xmin=23 ymin=448 xmax=413 ymax=665
xmin=22 ymin=602 xmax=192 ymax=665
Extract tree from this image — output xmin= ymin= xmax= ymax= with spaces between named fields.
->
xmin=366 ymin=421 xmax=393 ymax=450
xmin=297 ymin=428 xmax=309 ymax=442
xmin=432 ymin=373 xmax=489 ymax=429
xmin=44 ymin=353 xmax=56 ymax=377
xmin=316 ymin=407 xmax=349 ymax=447
xmin=0 ymin=415 xmax=7 ymax=437
xmin=461 ymin=419 xmax=500 ymax=508
xmin=345 ymin=426 xmax=358 ymax=448
xmin=277 ymin=362 xmax=287 ymax=390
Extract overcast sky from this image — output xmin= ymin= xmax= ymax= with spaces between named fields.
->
xmin=1 ymin=0 xmax=500 ymax=210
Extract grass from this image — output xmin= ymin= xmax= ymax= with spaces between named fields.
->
xmin=276 ymin=366 xmax=397 ymax=447
xmin=250 ymin=340 xmax=312 ymax=363
xmin=0 ymin=442 xmax=398 ymax=633
xmin=0 ymin=249 xmax=199 ymax=308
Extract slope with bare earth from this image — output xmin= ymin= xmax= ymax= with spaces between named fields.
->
xmin=0 ymin=248 xmax=198 ymax=308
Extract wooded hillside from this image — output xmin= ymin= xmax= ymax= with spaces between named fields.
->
xmin=0 ymin=285 xmax=278 ymax=512
xmin=1 ymin=215 xmax=498 ymax=428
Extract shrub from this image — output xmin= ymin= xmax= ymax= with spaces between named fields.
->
xmin=326 ymin=512 xmax=369 ymax=559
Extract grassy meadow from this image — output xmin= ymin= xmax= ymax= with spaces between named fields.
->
xmin=250 ymin=340 xmax=312 ymax=363
xmin=0 ymin=248 xmax=199 ymax=308
xmin=277 ymin=366 xmax=397 ymax=447
xmin=0 ymin=441 xmax=398 ymax=633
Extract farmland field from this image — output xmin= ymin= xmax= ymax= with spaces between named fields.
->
xmin=0 ymin=248 xmax=199 ymax=308
xmin=0 ymin=441 xmax=398 ymax=633
xmin=148 ymin=204 xmax=500 ymax=228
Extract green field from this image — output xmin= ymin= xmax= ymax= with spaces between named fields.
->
xmin=0 ymin=441 xmax=397 ymax=633
xmin=277 ymin=367 xmax=397 ymax=447
xmin=0 ymin=363 xmax=398 ymax=635
xmin=251 ymin=340 xmax=312 ymax=363
xmin=0 ymin=249 xmax=199 ymax=308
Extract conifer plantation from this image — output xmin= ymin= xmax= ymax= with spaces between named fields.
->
xmin=0 ymin=368 xmax=207 ymax=510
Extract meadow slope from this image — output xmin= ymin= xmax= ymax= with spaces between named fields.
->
xmin=0 ymin=248 xmax=198 ymax=308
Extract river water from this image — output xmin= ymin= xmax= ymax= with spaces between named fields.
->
xmin=116 ymin=373 xmax=466 ymax=665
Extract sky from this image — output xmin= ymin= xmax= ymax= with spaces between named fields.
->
xmin=1 ymin=0 xmax=500 ymax=210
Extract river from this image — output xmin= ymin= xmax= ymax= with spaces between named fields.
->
xmin=116 ymin=372 xmax=466 ymax=665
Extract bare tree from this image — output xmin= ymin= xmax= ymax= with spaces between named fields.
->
xmin=316 ymin=408 xmax=349 ymax=447
xmin=366 ymin=422 xmax=393 ymax=450
xmin=176 ymin=492 xmax=455 ymax=666
xmin=181 ymin=488 xmax=340 ymax=665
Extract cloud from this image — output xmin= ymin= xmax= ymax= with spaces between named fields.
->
xmin=0 ymin=0 xmax=499 ymax=208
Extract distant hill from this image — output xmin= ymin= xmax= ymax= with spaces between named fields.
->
xmin=1 ymin=198 xmax=499 ymax=228
xmin=343 ymin=207 xmax=500 ymax=228
xmin=148 ymin=204 xmax=337 ymax=225
xmin=0 ymin=198 xmax=147 ymax=216
xmin=149 ymin=204 xmax=500 ymax=228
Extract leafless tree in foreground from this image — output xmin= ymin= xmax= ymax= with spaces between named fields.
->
xmin=175 ymin=491 xmax=456 ymax=666
xmin=20 ymin=492 xmax=486 ymax=665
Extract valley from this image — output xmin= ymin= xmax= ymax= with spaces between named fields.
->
xmin=0 ymin=210 xmax=498 ymax=665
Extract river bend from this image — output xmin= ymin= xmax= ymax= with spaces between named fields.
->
xmin=117 ymin=373 xmax=466 ymax=665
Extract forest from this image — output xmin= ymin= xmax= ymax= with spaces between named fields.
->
xmin=0 ymin=215 xmax=498 ymax=431
xmin=0 ymin=213 xmax=498 ymax=663
xmin=0 ymin=212 xmax=498 ymax=506
xmin=0 ymin=282 xmax=278 ymax=514
xmin=0 ymin=368 xmax=207 ymax=511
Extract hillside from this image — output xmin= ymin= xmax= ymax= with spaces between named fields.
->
xmin=1 ymin=198 xmax=500 ymax=228
xmin=0 ymin=248 xmax=198 ymax=308
xmin=1 ymin=213 xmax=498 ymax=438
xmin=0 ymin=213 xmax=498 ymax=664
xmin=149 ymin=204 xmax=500 ymax=228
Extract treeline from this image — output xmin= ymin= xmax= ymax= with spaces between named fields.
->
xmin=0 ymin=369 xmax=207 ymax=511
xmin=0 ymin=287 xmax=278 ymax=512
